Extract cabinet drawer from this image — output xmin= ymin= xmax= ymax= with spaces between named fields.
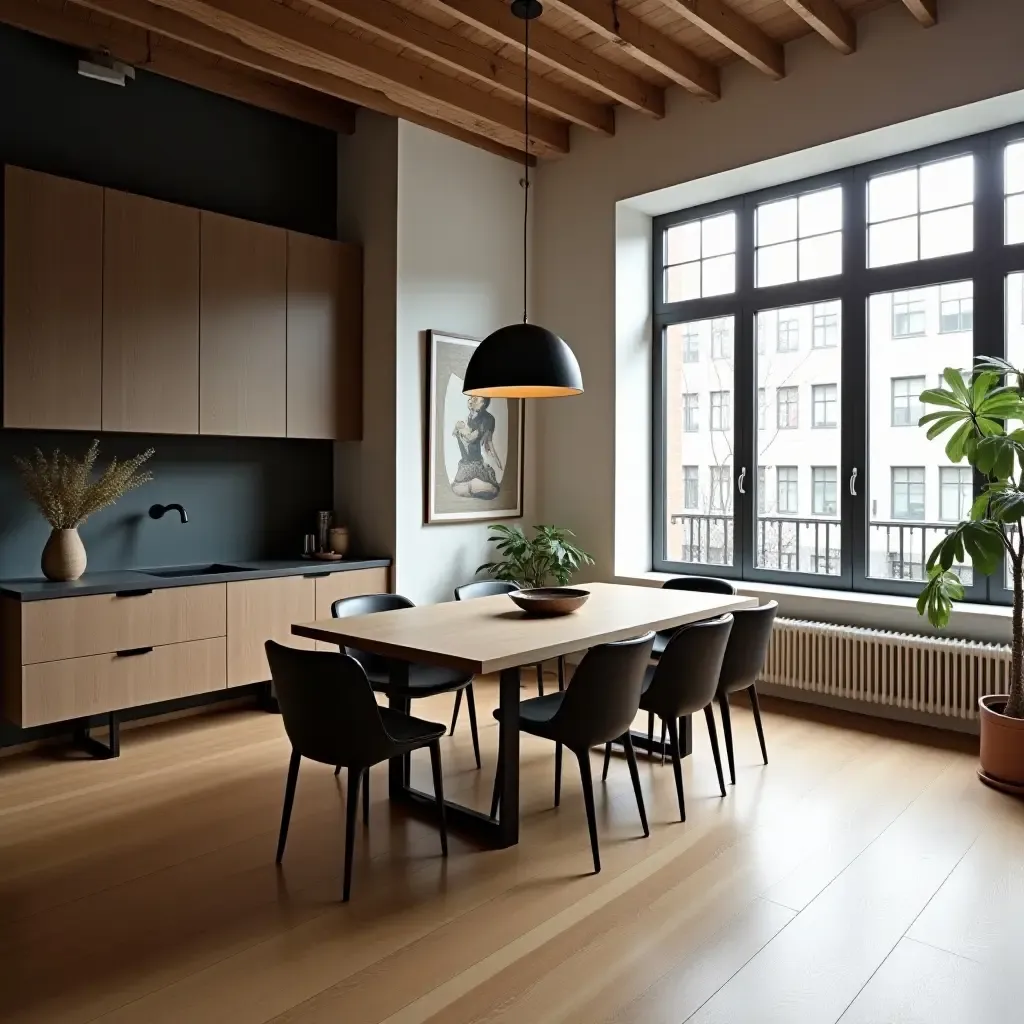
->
xmin=19 ymin=585 xmax=226 ymax=665
xmin=16 ymin=637 xmax=226 ymax=728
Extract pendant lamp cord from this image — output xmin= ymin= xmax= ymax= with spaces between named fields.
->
xmin=522 ymin=11 xmax=530 ymax=325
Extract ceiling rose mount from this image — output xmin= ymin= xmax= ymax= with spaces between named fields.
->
xmin=462 ymin=0 xmax=583 ymax=400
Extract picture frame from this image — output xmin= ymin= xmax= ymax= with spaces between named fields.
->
xmin=425 ymin=330 xmax=525 ymax=524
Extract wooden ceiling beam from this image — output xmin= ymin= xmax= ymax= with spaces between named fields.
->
xmin=900 ymin=0 xmax=937 ymax=26
xmin=781 ymin=0 xmax=855 ymax=53
xmin=0 ymin=0 xmax=355 ymax=133
xmin=548 ymin=0 xmax=719 ymax=98
xmin=75 ymin=0 xmax=533 ymax=162
xmin=305 ymin=0 xmax=613 ymax=134
xmin=141 ymin=0 xmax=569 ymax=155
xmin=659 ymin=0 xmax=785 ymax=79
xmin=428 ymin=0 xmax=665 ymax=117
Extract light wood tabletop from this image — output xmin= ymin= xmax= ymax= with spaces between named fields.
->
xmin=291 ymin=581 xmax=756 ymax=675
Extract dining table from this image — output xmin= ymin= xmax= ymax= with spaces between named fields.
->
xmin=292 ymin=581 xmax=756 ymax=849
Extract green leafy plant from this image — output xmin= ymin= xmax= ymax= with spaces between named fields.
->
xmin=15 ymin=439 xmax=155 ymax=529
xmin=477 ymin=524 xmax=594 ymax=590
xmin=916 ymin=360 xmax=1024 ymax=717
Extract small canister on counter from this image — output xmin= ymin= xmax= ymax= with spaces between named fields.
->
xmin=328 ymin=526 xmax=349 ymax=557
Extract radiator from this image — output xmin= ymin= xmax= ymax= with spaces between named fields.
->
xmin=760 ymin=617 xmax=1012 ymax=722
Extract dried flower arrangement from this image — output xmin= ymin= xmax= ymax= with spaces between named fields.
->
xmin=15 ymin=440 xmax=155 ymax=528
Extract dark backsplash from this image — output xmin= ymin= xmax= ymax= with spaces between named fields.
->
xmin=0 ymin=432 xmax=333 ymax=579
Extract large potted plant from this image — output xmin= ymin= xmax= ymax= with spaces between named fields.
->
xmin=477 ymin=524 xmax=593 ymax=589
xmin=918 ymin=360 xmax=1024 ymax=792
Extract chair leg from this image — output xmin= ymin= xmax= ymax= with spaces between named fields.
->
xmin=490 ymin=734 xmax=504 ymax=819
xmin=601 ymin=741 xmax=612 ymax=782
xmin=428 ymin=740 xmax=448 ymax=857
xmin=276 ymin=748 xmax=301 ymax=864
xmin=343 ymin=767 xmax=362 ymax=902
xmin=334 ymin=765 xmax=341 ymax=777
xmin=749 ymin=685 xmax=768 ymax=765
xmin=557 ymin=656 xmax=566 ymax=691
xmin=660 ymin=719 xmax=667 ymax=765
xmin=704 ymin=705 xmax=726 ymax=798
xmin=666 ymin=718 xmax=686 ymax=822
xmin=647 ymin=711 xmax=655 ymax=762
xmin=555 ymin=741 xmax=563 ymax=807
xmin=362 ymin=766 xmax=370 ymax=825
xmin=465 ymin=685 xmax=482 ymax=770
xmin=575 ymin=749 xmax=601 ymax=874
xmin=449 ymin=689 xmax=463 ymax=736
xmin=536 ymin=662 xmax=545 ymax=697
xmin=623 ymin=733 xmax=649 ymax=838
xmin=718 ymin=692 xmax=736 ymax=785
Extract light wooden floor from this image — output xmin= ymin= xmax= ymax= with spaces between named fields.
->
xmin=2 ymin=679 xmax=1023 ymax=1024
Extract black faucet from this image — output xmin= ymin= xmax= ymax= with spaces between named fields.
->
xmin=149 ymin=503 xmax=189 ymax=524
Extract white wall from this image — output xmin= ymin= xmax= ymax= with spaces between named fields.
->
xmin=533 ymin=0 xmax=1024 ymax=586
xmin=393 ymin=122 xmax=537 ymax=604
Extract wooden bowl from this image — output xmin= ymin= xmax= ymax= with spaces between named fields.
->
xmin=508 ymin=587 xmax=590 ymax=617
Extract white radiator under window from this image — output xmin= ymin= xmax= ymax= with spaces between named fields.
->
xmin=760 ymin=617 xmax=1011 ymax=723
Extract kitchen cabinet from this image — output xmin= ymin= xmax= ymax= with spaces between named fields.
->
xmin=311 ymin=567 xmax=389 ymax=650
xmin=3 ymin=166 xmax=103 ymax=430
xmin=102 ymin=190 xmax=200 ymax=434
xmin=199 ymin=211 xmax=287 ymax=437
xmin=286 ymin=232 xmax=362 ymax=440
xmin=226 ymin=576 xmax=315 ymax=687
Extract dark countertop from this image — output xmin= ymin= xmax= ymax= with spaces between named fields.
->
xmin=0 ymin=557 xmax=392 ymax=601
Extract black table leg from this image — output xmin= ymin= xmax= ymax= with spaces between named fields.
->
xmin=496 ymin=665 xmax=521 ymax=847
xmin=627 ymin=713 xmax=692 ymax=759
xmin=387 ymin=661 xmax=411 ymax=799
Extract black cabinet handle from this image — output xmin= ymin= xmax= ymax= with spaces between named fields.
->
xmin=303 ymin=572 xmax=331 ymax=579
xmin=115 ymin=589 xmax=153 ymax=598
xmin=116 ymin=647 xmax=153 ymax=657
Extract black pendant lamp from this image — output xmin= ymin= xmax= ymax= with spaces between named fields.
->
xmin=463 ymin=0 xmax=583 ymax=400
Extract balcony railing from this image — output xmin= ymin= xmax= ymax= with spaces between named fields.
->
xmin=668 ymin=512 xmax=971 ymax=584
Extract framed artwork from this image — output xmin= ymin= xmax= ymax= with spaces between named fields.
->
xmin=425 ymin=330 xmax=524 ymax=524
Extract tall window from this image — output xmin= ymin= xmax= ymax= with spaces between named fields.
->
xmin=812 ymin=467 xmax=837 ymax=515
xmin=777 ymin=386 xmax=799 ymax=428
xmin=777 ymin=467 xmax=798 ymax=514
xmin=710 ymin=465 xmax=731 ymax=512
xmin=682 ymin=327 xmax=700 ymax=363
xmin=891 ymin=376 xmax=926 ymax=426
xmin=892 ymin=467 xmax=926 ymax=520
xmin=682 ymin=466 xmax=699 ymax=509
xmin=940 ymin=466 xmax=972 ymax=521
xmin=683 ymin=393 xmax=699 ymax=432
xmin=812 ymin=384 xmax=837 ymax=428
xmin=655 ymin=130 xmax=1011 ymax=601
xmin=710 ymin=390 xmax=731 ymax=431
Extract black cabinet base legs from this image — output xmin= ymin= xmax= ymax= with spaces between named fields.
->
xmin=72 ymin=712 xmax=120 ymax=759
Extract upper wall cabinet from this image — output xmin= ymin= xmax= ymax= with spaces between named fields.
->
xmin=102 ymin=191 xmax=200 ymax=434
xmin=199 ymin=211 xmax=288 ymax=438
xmin=286 ymin=233 xmax=362 ymax=440
xmin=3 ymin=167 xmax=103 ymax=430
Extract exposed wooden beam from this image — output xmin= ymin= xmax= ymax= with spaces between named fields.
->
xmin=781 ymin=0 xmax=855 ymax=53
xmin=305 ymin=0 xmax=613 ymax=135
xmin=548 ymin=0 xmax=718 ymax=98
xmin=901 ymin=0 xmax=937 ymax=26
xmin=74 ymin=0 xmax=532 ymax=163
xmin=660 ymin=0 xmax=785 ymax=79
xmin=0 ymin=0 xmax=355 ymax=133
xmin=429 ymin=0 xmax=665 ymax=117
xmin=140 ymin=0 xmax=568 ymax=155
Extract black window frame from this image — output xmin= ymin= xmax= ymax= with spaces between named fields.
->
xmin=653 ymin=124 xmax=1024 ymax=603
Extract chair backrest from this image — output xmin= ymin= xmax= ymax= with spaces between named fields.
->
xmin=662 ymin=575 xmax=737 ymax=595
xmin=331 ymin=592 xmax=414 ymax=676
xmin=645 ymin=614 xmax=734 ymax=718
xmin=717 ymin=600 xmax=778 ymax=694
xmin=265 ymin=641 xmax=393 ymax=767
xmin=552 ymin=632 xmax=655 ymax=750
xmin=454 ymin=580 xmax=518 ymax=601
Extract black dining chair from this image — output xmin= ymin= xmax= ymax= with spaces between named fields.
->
xmin=265 ymin=641 xmax=448 ymax=902
xmin=716 ymin=600 xmax=778 ymax=785
xmin=453 ymin=581 xmax=565 ymax=730
xmin=490 ymin=632 xmax=655 ymax=874
xmin=332 ymin=593 xmax=481 ymax=770
xmin=603 ymin=614 xmax=733 ymax=822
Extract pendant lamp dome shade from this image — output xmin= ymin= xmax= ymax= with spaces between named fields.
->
xmin=464 ymin=323 xmax=583 ymax=399
xmin=462 ymin=0 xmax=583 ymax=401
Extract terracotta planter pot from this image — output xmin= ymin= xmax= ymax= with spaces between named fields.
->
xmin=978 ymin=694 xmax=1024 ymax=794
xmin=41 ymin=527 xmax=87 ymax=582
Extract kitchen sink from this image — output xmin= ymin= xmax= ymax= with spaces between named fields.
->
xmin=142 ymin=563 xmax=250 ymax=579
